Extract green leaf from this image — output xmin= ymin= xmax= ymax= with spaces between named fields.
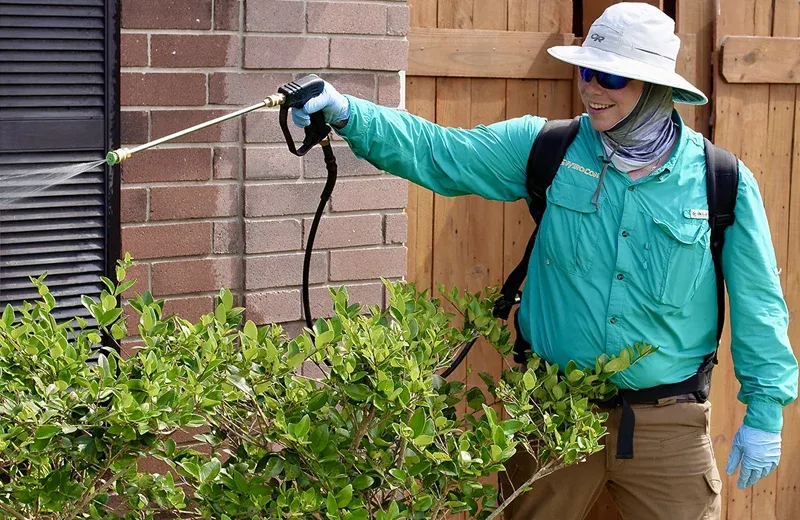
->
xmin=335 ymin=484 xmax=353 ymax=508
xmin=523 ymin=371 xmax=535 ymax=390
xmin=244 ymin=320 xmax=258 ymax=340
xmin=412 ymin=435 xmax=434 ymax=447
xmin=343 ymin=384 xmax=370 ymax=402
xmin=409 ymin=408 xmax=426 ymax=437
xmin=97 ymin=353 xmax=111 ymax=378
xmin=352 ymin=474 xmax=374 ymax=490
xmin=603 ymin=358 xmax=628 ymax=373
xmin=221 ymin=288 xmax=233 ymax=311
xmin=115 ymin=279 xmax=136 ymax=296
xmin=200 ymin=458 xmax=221 ymax=484
xmin=294 ymin=414 xmax=311 ymax=440
xmin=2 ymin=304 xmax=13 ymax=327
xmin=35 ymin=425 xmax=61 ymax=439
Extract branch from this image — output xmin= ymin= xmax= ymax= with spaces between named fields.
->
xmin=349 ymin=407 xmax=377 ymax=452
xmin=65 ymin=456 xmax=137 ymax=520
xmin=0 ymin=501 xmax=28 ymax=520
xmin=485 ymin=459 xmax=565 ymax=520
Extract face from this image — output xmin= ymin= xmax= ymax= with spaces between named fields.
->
xmin=579 ymin=70 xmax=645 ymax=132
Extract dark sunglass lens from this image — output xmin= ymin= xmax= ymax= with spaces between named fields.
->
xmin=579 ymin=67 xmax=594 ymax=83
xmin=599 ymin=73 xmax=629 ymax=89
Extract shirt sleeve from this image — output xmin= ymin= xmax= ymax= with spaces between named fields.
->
xmin=335 ymin=96 xmax=545 ymax=202
xmin=722 ymin=161 xmax=799 ymax=433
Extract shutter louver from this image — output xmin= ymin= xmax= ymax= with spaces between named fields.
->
xmin=0 ymin=0 xmax=113 ymax=322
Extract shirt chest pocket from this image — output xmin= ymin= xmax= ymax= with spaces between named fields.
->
xmin=643 ymin=216 xmax=711 ymax=308
xmin=540 ymin=181 xmax=600 ymax=277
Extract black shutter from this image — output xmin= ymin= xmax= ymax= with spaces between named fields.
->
xmin=0 ymin=0 xmax=120 ymax=321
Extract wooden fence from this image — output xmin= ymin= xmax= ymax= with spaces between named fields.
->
xmin=403 ymin=0 xmax=799 ymax=518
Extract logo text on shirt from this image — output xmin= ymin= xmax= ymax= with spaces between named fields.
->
xmin=561 ymin=159 xmax=600 ymax=179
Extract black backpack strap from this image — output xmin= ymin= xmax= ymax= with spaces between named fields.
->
xmin=702 ymin=137 xmax=739 ymax=372
xmin=493 ymin=117 xmax=580 ymax=363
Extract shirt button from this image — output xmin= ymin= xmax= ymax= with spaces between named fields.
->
xmin=546 ymin=258 xmax=551 ymax=265
xmin=617 ymin=273 xmax=624 ymax=280
xmin=621 ymin=230 xmax=629 ymax=237
xmin=610 ymin=317 xmax=617 ymax=324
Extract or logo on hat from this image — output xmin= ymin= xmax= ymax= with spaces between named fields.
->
xmin=590 ymin=33 xmax=605 ymax=43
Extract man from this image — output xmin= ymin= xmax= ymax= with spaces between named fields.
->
xmin=292 ymin=3 xmax=797 ymax=519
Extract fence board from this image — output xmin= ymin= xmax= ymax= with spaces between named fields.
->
xmin=721 ymin=36 xmax=800 ymax=84
xmin=407 ymin=28 xmax=574 ymax=79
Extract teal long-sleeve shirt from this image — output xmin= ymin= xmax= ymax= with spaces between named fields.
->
xmin=336 ymin=96 xmax=798 ymax=433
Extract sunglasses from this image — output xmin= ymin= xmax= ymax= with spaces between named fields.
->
xmin=579 ymin=67 xmax=630 ymax=90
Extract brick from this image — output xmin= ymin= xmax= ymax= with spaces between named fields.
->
xmin=302 ymin=359 xmax=329 ymax=379
xmin=245 ymin=182 xmax=326 ymax=218
xmin=214 ymin=147 xmax=240 ymax=180
xmin=151 ymin=35 xmax=239 ymax=68
xmin=245 ymin=147 xmax=302 ymax=180
xmin=120 ymin=339 xmax=144 ymax=359
xmin=122 ymin=222 xmax=212 ymax=260
xmin=151 ymin=110 xmax=239 ymax=144
xmin=330 ymin=38 xmax=408 ymax=71
xmin=307 ymin=3 xmax=386 ymax=35
xmin=330 ymin=246 xmax=407 ymax=281
xmin=244 ymin=36 xmax=329 ymax=69
xmin=150 ymin=184 xmax=239 ymax=220
xmin=387 ymin=5 xmax=410 ymax=36
xmin=245 ymin=252 xmax=327 ymax=290
xmin=214 ymin=220 xmax=242 ymax=254
xmin=384 ymin=212 xmax=407 ymax=244
xmin=121 ymin=187 xmax=147 ymax=223
xmin=244 ymin=111 xmax=304 ymax=143
xmin=215 ymin=0 xmax=241 ymax=30
xmin=308 ymin=282 xmax=383 ymax=319
xmin=330 ymin=246 xmax=408 ymax=282
xmin=120 ymin=263 xmax=150 ymax=298
xmin=304 ymin=144 xmax=378 ymax=178
xmin=162 ymin=296 xmax=213 ymax=322
xmin=122 ymin=148 xmax=212 ymax=183
xmin=245 ymin=290 xmax=301 ymax=324
xmin=330 ymin=178 xmax=408 ymax=212
xmin=246 ymin=0 xmax=304 ymax=32
xmin=122 ymin=0 xmax=212 ymax=29
xmin=121 ymin=73 xmax=206 ymax=106
xmin=121 ymin=33 xmax=148 ymax=67
xmin=245 ymin=219 xmax=302 ymax=254
xmin=152 ymin=257 xmax=241 ymax=296
xmin=302 ymin=214 xmax=382 ymax=249
xmin=209 ymin=72 xmax=293 ymax=105
xmin=315 ymin=72 xmax=376 ymax=102
xmin=378 ymin=73 xmax=401 ymax=107
xmin=121 ymin=110 xmax=148 ymax=144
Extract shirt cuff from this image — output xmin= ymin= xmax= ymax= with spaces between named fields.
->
xmin=333 ymin=95 xmax=374 ymax=145
xmin=744 ymin=397 xmax=784 ymax=433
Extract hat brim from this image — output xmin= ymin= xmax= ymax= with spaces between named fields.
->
xmin=547 ymin=45 xmax=708 ymax=105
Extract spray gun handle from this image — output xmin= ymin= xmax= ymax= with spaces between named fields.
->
xmin=277 ymin=75 xmax=331 ymax=156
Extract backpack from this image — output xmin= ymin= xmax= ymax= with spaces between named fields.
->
xmin=493 ymin=116 xmax=739 ymax=376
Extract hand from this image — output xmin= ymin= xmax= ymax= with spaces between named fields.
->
xmin=291 ymin=80 xmax=350 ymax=128
xmin=725 ymin=423 xmax=781 ymax=489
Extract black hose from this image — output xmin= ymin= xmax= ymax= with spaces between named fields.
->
xmin=303 ymin=140 xmax=338 ymax=330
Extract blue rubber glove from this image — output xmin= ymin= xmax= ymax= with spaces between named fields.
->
xmin=291 ymin=80 xmax=350 ymax=128
xmin=725 ymin=423 xmax=781 ymax=489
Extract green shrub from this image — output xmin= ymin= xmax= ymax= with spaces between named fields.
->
xmin=0 ymin=256 xmax=654 ymax=519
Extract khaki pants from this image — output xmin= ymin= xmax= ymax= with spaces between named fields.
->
xmin=501 ymin=401 xmax=722 ymax=520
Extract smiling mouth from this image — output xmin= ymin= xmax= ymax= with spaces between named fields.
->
xmin=588 ymin=102 xmax=614 ymax=111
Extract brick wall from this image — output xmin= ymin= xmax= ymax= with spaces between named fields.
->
xmin=119 ymin=0 xmax=410 ymax=337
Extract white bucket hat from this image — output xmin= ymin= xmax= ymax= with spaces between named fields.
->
xmin=547 ymin=2 xmax=707 ymax=105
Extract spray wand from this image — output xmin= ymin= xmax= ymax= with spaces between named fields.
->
xmin=107 ymin=74 xmax=335 ymax=330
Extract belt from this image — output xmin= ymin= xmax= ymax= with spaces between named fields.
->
xmin=592 ymin=372 xmax=711 ymax=459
